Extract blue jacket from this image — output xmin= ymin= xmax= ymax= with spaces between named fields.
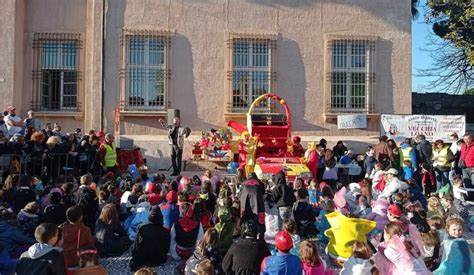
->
xmin=409 ymin=184 xmax=427 ymax=208
xmin=160 ymin=202 xmax=179 ymax=231
xmin=0 ymin=221 xmax=34 ymax=256
xmin=402 ymin=166 xmax=415 ymax=181
xmin=261 ymin=251 xmax=302 ymax=275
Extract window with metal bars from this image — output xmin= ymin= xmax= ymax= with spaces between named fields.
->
xmin=38 ymin=41 xmax=79 ymax=111
xmin=231 ymin=39 xmax=273 ymax=111
xmin=124 ymin=35 xmax=167 ymax=110
xmin=330 ymin=40 xmax=372 ymax=111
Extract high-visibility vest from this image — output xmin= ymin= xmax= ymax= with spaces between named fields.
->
xmin=401 ymin=146 xmax=413 ymax=167
xmin=433 ymin=145 xmax=450 ymax=168
xmin=104 ymin=143 xmax=117 ymax=168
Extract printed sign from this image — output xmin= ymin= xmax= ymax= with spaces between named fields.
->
xmin=380 ymin=114 xmax=466 ymax=142
xmin=338 ymin=114 xmax=368 ymax=129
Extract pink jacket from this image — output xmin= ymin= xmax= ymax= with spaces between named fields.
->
xmin=302 ymin=261 xmax=334 ymax=275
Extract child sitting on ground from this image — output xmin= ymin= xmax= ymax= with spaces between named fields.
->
xmin=300 ymin=239 xmax=333 ymax=275
xmin=17 ymin=201 xmax=40 ymax=238
xmin=377 ymin=222 xmax=430 ymax=274
xmin=387 ymin=204 xmax=407 ymax=233
xmin=341 ymin=241 xmax=376 ymax=275
xmin=307 ymin=180 xmax=321 ymax=207
xmin=160 ymin=190 xmax=180 ymax=232
xmin=283 ymin=219 xmax=301 ymax=256
xmin=427 ymin=196 xmax=445 ymax=219
xmin=434 ymin=217 xmax=474 ymax=274
xmin=261 ymin=230 xmax=302 ymax=275
xmin=16 ymin=223 xmax=65 ymax=275
xmin=292 ymin=189 xmax=318 ymax=239
xmin=402 ymin=160 xmax=415 ymax=181
xmin=59 ymin=205 xmax=95 ymax=268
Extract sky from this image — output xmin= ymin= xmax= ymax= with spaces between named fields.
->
xmin=411 ymin=6 xmax=436 ymax=93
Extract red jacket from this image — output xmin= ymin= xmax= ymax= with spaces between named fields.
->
xmin=59 ymin=223 xmax=95 ymax=268
xmin=460 ymin=142 xmax=474 ymax=168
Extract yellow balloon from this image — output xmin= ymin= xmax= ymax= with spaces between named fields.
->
xmin=324 ymin=211 xmax=376 ymax=259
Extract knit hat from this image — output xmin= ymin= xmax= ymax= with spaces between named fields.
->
xmin=166 ymin=191 xmax=178 ymax=203
xmin=275 ymin=230 xmax=293 ymax=251
xmin=388 ymin=204 xmax=403 ymax=218
xmin=148 ymin=205 xmax=163 ymax=224
xmin=292 ymin=136 xmax=301 ymax=143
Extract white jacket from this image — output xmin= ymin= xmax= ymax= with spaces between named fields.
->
xmin=340 ymin=257 xmax=374 ymax=275
xmin=379 ymin=178 xmax=409 ymax=199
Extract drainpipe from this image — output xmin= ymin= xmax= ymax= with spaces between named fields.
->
xmin=100 ymin=0 xmax=106 ymax=131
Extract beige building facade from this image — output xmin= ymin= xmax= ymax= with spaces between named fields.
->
xmin=0 ymin=0 xmax=412 ymax=168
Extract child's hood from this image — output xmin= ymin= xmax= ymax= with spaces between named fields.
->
xmin=27 ymin=243 xmax=62 ymax=259
xmin=342 ymin=257 xmax=373 ymax=275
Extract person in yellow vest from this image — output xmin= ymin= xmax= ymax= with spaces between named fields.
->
xmin=99 ymin=133 xmax=118 ymax=175
xmin=432 ymin=139 xmax=453 ymax=191
xmin=399 ymin=138 xmax=417 ymax=169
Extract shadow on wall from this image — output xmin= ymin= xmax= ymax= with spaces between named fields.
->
xmin=247 ymin=0 xmax=411 ymax=33
xmin=278 ymin=37 xmax=328 ymax=132
xmin=172 ymin=33 xmax=221 ymax=132
xmin=376 ymin=39 xmax=394 ymax=115
xmin=105 ymin=0 xmax=126 ymax=133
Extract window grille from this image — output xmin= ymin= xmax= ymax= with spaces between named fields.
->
xmin=121 ymin=30 xmax=171 ymax=111
xmin=32 ymin=33 xmax=82 ymax=111
xmin=228 ymin=36 xmax=276 ymax=112
xmin=328 ymin=38 xmax=375 ymax=112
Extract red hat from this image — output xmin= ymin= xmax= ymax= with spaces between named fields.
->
xmin=388 ymin=204 xmax=402 ymax=218
xmin=292 ymin=136 xmax=301 ymax=143
xmin=275 ymin=230 xmax=293 ymax=251
xmin=166 ymin=191 xmax=178 ymax=203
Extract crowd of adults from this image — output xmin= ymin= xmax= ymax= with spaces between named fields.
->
xmin=0 ymin=104 xmax=473 ymax=275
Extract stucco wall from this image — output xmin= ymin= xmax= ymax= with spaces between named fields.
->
xmin=1 ymin=0 xmax=411 ymax=135
xmin=104 ymin=0 xmax=412 ymax=136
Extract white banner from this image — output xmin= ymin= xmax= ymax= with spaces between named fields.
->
xmin=338 ymin=114 xmax=367 ymax=129
xmin=380 ymin=114 xmax=466 ymax=142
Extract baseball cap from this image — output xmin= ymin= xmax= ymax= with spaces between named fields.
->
xmin=388 ymin=204 xmax=403 ymax=218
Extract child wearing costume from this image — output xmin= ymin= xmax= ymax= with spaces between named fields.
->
xmin=305 ymin=142 xmax=319 ymax=180
xmin=260 ymin=230 xmax=302 ymax=275
xmin=341 ymin=241 xmax=376 ymax=275
xmin=300 ymin=240 xmax=334 ymax=275
xmin=434 ymin=217 xmax=474 ymax=275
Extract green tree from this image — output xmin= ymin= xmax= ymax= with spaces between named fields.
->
xmin=464 ymin=88 xmax=474 ymax=95
xmin=420 ymin=0 xmax=473 ymax=93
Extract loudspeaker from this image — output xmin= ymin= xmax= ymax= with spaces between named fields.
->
xmin=167 ymin=109 xmax=180 ymax=126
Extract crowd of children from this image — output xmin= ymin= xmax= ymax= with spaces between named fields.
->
xmin=0 ymin=128 xmax=473 ymax=274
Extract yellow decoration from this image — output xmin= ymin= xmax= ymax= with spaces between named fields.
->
xmin=307 ymin=141 xmax=316 ymax=151
xmin=241 ymin=131 xmax=250 ymax=139
xmin=324 ymin=211 xmax=376 ymax=259
xmin=279 ymin=99 xmax=285 ymax=105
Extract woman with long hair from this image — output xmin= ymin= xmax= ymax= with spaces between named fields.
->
xmin=94 ymin=204 xmax=130 ymax=257
xmin=185 ymin=228 xmax=222 ymax=275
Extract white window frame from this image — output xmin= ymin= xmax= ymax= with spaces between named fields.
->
xmin=124 ymin=35 xmax=168 ymax=110
xmin=231 ymin=40 xmax=273 ymax=112
xmin=40 ymin=41 xmax=78 ymax=111
xmin=331 ymin=40 xmax=371 ymax=112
